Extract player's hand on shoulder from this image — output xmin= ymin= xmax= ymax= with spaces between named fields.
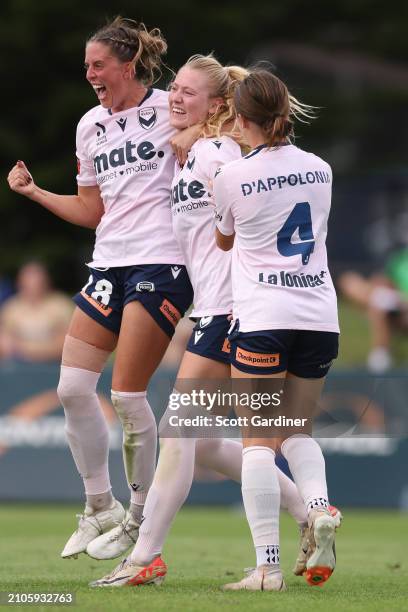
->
xmin=170 ymin=124 xmax=202 ymax=167
xmin=170 ymin=132 xmax=189 ymax=167
xmin=7 ymin=160 xmax=36 ymax=197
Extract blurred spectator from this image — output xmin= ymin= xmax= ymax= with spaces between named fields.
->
xmin=0 ymin=262 xmax=116 ymax=458
xmin=0 ymin=274 xmax=14 ymax=307
xmin=339 ymin=248 xmax=408 ymax=372
xmin=0 ymin=261 xmax=73 ymax=363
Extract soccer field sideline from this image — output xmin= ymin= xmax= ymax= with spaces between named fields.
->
xmin=1 ymin=505 xmax=407 ymax=611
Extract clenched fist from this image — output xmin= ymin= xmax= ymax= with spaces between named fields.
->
xmin=7 ymin=160 xmax=36 ymax=198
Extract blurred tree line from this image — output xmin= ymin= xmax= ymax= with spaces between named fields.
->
xmin=1 ymin=0 xmax=407 ymax=290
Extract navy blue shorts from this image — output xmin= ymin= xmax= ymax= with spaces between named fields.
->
xmin=229 ymin=323 xmax=339 ymax=377
xmin=186 ymin=315 xmax=231 ymax=364
xmin=73 ymin=264 xmax=193 ymax=338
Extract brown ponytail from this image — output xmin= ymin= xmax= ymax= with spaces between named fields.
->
xmin=88 ymin=16 xmax=167 ymax=85
xmin=234 ymin=70 xmax=315 ymax=147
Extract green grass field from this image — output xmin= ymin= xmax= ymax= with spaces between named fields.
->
xmin=1 ymin=505 xmax=407 ymax=612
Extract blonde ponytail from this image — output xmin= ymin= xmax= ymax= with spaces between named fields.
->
xmin=183 ymin=55 xmax=249 ymax=139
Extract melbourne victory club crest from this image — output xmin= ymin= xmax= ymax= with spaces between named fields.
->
xmin=138 ymin=107 xmax=157 ymax=130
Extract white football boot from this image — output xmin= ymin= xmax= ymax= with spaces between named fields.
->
xmin=292 ymin=523 xmax=310 ymax=576
xmin=86 ymin=511 xmax=140 ymax=560
xmin=89 ymin=555 xmax=167 ymax=587
xmin=61 ymin=499 xmax=125 ymax=559
xmin=304 ymin=508 xmax=337 ymax=586
xmin=293 ymin=505 xmax=342 ymax=576
xmin=222 ymin=566 xmax=286 ymax=591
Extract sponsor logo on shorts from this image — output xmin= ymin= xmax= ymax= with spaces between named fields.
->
xmin=319 ymin=360 xmax=333 ymax=369
xmin=159 ymin=299 xmax=181 ymax=327
xmin=171 ymin=266 xmax=182 ymax=279
xmin=235 ymin=348 xmax=280 ymax=367
xmin=80 ymin=291 xmax=113 ymax=317
xmin=194 ymin=331 xmax=204 ymax=344
xmin=222 ymin=338 xmax=231 ymax=353
xmin=136 ymin=281 xmax=155 ymax=292
xmin=199 ymin=316 xmax=213 ymax=328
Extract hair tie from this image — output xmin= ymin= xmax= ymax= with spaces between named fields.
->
xmin=107 ymin=36 xmax=137 ymax=47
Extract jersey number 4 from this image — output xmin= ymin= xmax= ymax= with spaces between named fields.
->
xmin=277 ymin=201 xmax=315 ymax=265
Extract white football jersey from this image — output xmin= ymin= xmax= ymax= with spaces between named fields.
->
xmin=76 ymin=88 xmax=184 ymax=267
xmin=214 ymin=143 xmax=339 ymax=333
xmin=171 ymin=136 xmax=242 ymax=317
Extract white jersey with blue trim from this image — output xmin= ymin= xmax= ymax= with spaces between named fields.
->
xmin=76 ymin=88 xmax=184 ymax=268
xmin=171 ymin=136 xmax=242 ymax=317
xmin=213 ymin=143 xmax=339 ymax=333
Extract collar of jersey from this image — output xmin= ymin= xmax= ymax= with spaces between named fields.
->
xmin=244 ymin=143 xmax=268 ymax=159
xmin=245 ymin=141 xmax=290 ymax=159
xmin=107 ymin=87 xmax=154 ymax=115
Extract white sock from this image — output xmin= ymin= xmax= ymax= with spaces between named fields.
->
xmin=86 ymin=491 xmax=113 ymax=512
xmin=277 ymin=468 xmax=308 ymax=525
xmin=58 ymin=366 xmax=111 ymax=495
xmin=367 ymin=347 xmax=393 ymax=373
xmin=242 ymin=446 xmax=280 ymax=568
xmin=370 ymin=286 xmax=401 ymax=311
xmin=111 ymin=390 xmax=157 ymax=506
xmin=281 ymin=435 xmax=329 ymax=513
xmin=256 ymin=544 xmax=280 ymax=568
xmin=196 ymin=438 xmax=307 ymax=525
xmin=129 ymin=502 xmax=144 ymax=524
xmin=195 ymin=438 xmax=241 ymax=481
xmin=131 ymin=436 xmax=196 ymax=565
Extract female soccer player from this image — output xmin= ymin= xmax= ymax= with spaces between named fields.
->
xmin=7 ymin=20 xmax=309 ymax=572
xmin=90 ymin=56 xmax=311 ymax=588
xmin=7 ymin=17 xmax=196 ymax=559
xmin=214 ymin=70 xmax=340 ymax=591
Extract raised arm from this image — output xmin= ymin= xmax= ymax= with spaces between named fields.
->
xmin=7 ymin=160 xmax=104 ymax=229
